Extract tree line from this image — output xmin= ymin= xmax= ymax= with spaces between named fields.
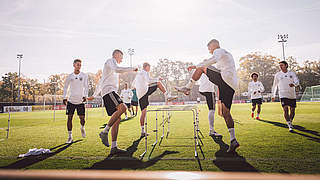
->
xmin=0 ymin=53 xmax=319 ymax=103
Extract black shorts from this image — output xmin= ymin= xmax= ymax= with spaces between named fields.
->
xmin=131 ymin=101 xmax=138 ymax=106
xmin=66 ymin=102 xmax=85 ymax=116
xmin=125 ymin=103 xmax=131 ymax=108
xmin=200 ymin=92 xmax=216 ymax=110
xmin=139 ymin=84 xmax=158 ymax=110
xmin=280 ymin=98 xmax=296 ymax=108
xmin=103 ymin=91 xmax=123 ymax=116
xmin=252 ymin=98 xmax=263 ymax=106
xmin=206 ymin=66 xmax=235 ymax=109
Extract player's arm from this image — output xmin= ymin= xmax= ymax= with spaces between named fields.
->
xmin=109 ymin=60 xmax=138 ymax=73
xmin=290 ymin=72 xmax=300 ymax=87
xmin=259 ymin=82 xmax=265 ymax=93
xmin=83 ymin=74 xmax=89 ymax=102
xmin=196 ymin=49 xmax=222 ymax=68
xmin=63 ymin=75 xmax=71 ymax=105
xmin=271 ymin=74 xmax=279 ymax=101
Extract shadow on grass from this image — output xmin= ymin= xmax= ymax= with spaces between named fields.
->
xmin=256 ymin=119 xmax=320 ymax=143
xmin=87 ymin=137 xmax=179 ymax=170
xmin=99 ymin=116 xmax=136 ymax=129
xmin=211 ymin=136 xmax=259 ymax=172
xmin=0 ymin=140 xmax=83 ymax=169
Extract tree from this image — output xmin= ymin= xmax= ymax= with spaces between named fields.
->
xmin=0 ymin=72 xmax=19 ymax=102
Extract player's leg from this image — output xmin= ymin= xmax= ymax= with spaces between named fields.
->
xmin=256 ymin=104 xmax=261 ymax=120
xmin=66 ymin=102 xmax=76 ymax=143
xmin=155 ymin=81 xmax=176 ymax=101
xmin=127 ymin=104 xmax=133 ymax=116
xmin=100 ymin=92 xmax=127 ymax=147
xmin=289 ymin=106 xmax=296 ymax=122
xmin=109 ymin=117 xmax=126 ymax=155
xmin=77 ymin=104 xmax=86 ymax=138
xmin=283 ymin=104 xmax=293 ymax=132
xmin=201 ymin=92 xmax=221 ymax=137
xmin=124 ymin=108 xmax=128 ymax=120
xmin=140 ymin=108 xmax=147 ymax=137
xmin=175 ymin=67 xmax=206 ymax=95
xmin=221 ymin=103 xmax=239 ymax=152
xmin=251 ymin=102 xmax=256 ymax=118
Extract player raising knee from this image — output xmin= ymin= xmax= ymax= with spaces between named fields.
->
xmin=248 ymin=72 xmax=264 ymax=120
xmin=134 ymin=62 xmax=177 ymax=137
xmin=63 ymin=59 xmax=88 ymax=144
xmin=175 ymin=39 xmax=240 ymax=153
xmin=87 ymin=49 xmax=138 ymax=155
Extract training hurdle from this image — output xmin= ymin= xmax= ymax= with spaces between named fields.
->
xmin=140 ymin=105 xmax=204 ymax=160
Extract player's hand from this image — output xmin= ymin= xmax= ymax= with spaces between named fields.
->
xmin=272 ymin=97 xmax=275 ymax=102
xmin=289 ymin=83 xmax=294 ymax=87
xmin=187 ymin=65 xmax=196 ymax=72
xmin=82 ymin=97 xmax=87 ymax=102
xmin=63 ymin=99 xmax=67 ymax=105
xmin=87 ymin=96 xmax=94 ymax=101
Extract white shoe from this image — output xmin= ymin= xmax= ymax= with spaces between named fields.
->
xmin=174 ymin=86 xmax=191 ymax=95
xmin=287 ymin=121 xmax=294 ymax=132
xmin=80 ymin=127 xmax=86 ymax=138
xmin=66 ymin=137 xmax=73 ymax=144
xmin=165 ymin=94 xmax=178 ymax=102
xmin=209 ymin=131 xmax=222 ymax=137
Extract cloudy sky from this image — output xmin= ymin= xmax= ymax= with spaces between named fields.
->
xmin=0 ymin=0 xmax=319 ymax=80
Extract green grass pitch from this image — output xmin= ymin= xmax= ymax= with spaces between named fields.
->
xmin=0 ymin=102 xmax=319 ymax=173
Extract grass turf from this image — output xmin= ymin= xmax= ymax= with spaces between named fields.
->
xmin=0 ymin=102 xmax=319 ymax=173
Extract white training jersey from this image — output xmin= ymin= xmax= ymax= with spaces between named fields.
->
xmin=63 ymin=72 xmax=88 ymax=104
xmin=199 ymin=74 xmax=215 ymax=93
xmin=93 ymin=58 xmax=136 ymax=98
xmin=196 ymin=48 xmax=239 ymax=91
xmin=272 ymin=71 xmax=299 ymax=99
xmin=134 ymin=70 xmax=159 ymax=99
xmin=120 ymin=88 xmax=133 ymax=103
xmin=248 ymin=81 xmax=265 ymax=99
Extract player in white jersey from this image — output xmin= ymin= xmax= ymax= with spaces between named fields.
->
xmin=199 ymin=74 xmax=222 ymax=137
xmin=120 ymin=83 xmax=133 ymax=119
xmin=63 ymin=59 xmax=88 ymax=144
xmin=175 ymin=39 xmax=240 ymax=153
xmin=272 ymin=61 xmax=300 ymax=132
xmin=134 ymin=62 xmax=177 ymax=137
xmin=88 ymin=50 xmax=138 ymax=155
xmin=248 ymin=72 xmax=265 ymax=120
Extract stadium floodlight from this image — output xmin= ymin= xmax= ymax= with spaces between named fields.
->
xmin=51 ymin=81 xmax=58 ymax=121
xmin=17 ymin=54 xmax=23 ymax=102
xmin=277 ymin=34 xmax=288 ymax=61
xmin=128 ymin=48 xmax=135 ymax=67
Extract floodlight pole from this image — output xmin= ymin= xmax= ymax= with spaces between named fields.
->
xmin=17 ymin=54 xmax=23 ymax=102
xmin=128 ymin=48 xmax=135 ymax=68
xmin=277 ymin=34 xmax=288 ymax=61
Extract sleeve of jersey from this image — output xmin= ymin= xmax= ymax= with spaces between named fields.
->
xmin=292 ymin=72 xmax=300 ymax=86
xmin=92 ymin=64 xmax=107 ymax=98
xmin=84 ymin=74 xmax=89 ymax=98
xmin=271 ymin=74 xmax=279 ymax=98
xmin=260 ymin=82 xmax=265 ymax=92
xmin=196 ymin=50 xmax=222 ymax=68
xmin=109 ymin=60 xmax=135 ymax=73
xmin=63 ymin=75 xmax=70 ymax=99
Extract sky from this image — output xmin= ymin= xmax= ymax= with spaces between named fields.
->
xmin=0 ymin=0 xmax=319 ymax=81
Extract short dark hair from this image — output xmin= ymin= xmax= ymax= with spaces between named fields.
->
xmin=112 ymin=49 xmax=123 ymax=57
xmin=251 ymin=72 xmax=259 ymax=78
xmin=73 ymin=59 xmax=82 ymax=64
xmin=143 ymin=62 xmax=150 ymax=69
xmin=279 ymin=61 xmax=288 ymax=68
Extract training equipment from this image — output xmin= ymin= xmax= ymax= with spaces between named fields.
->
xmin=301 ymin=85 xmax=320 ymax=102
xmin=99 ymin=131 xmax=109 ymax=147
xmin=139 ymin=105 xmax=204 ymax=160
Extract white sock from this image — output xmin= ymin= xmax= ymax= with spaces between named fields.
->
xmin=208 ymin=110 xmax=215 ymax=132
xmin=186 ymin=79 xmax=196 ymax=89
xmin=111 ymin=141 xmax=117 ymax=148
xmin=141 ymin=126 xmax=145 ymax=133
xmin=68 ymin=131 xmax=72 ymax=138
xmin=102 ymin=125 xmax=110 ymax=133
xmin=81 ymin=125 xmax=84 ymax=129
xmin=228 ymin=128 xmax=236 ymax=141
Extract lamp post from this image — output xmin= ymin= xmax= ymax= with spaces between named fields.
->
xmin=17 ymin=54 xmax=23 ymax=102
xmin=128 ymin=48 xmax=135 ymax=67
xmin=277 ymin=34 xmax=288 ymax=61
